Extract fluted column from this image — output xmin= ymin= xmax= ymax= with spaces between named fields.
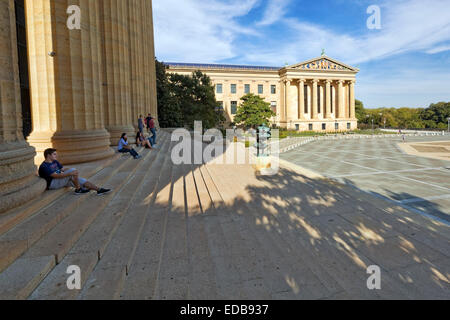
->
xmin=285 ymin=80 xmax=290 ymax=125
xmin=312 ymin=80 xmax=318 ymax=119
xmin=26 ymin=0 xmax=114 ymax=164
xmin=144 ymin=0 xmax=158 ymax=121
xmin=298 ymin=79 xmax=305 ymax=120
xmin=0 ymin=0 xmax=46 ymax=213
xmin=350 ymin=80 xmax=356 ymax=119
xmin=99 ymin=0 xmax=135 ymax=145
xmin=128 ymin=0 xmax=142 ymax=124
xmin=337 ymin=80 xmax=345 ymax=119
xmin=325 ymin=80 xmax=331 ymax=119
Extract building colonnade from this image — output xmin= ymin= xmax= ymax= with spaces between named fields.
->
xmin=0 ymin=0 xmax=157 ymax=213
xmin=280 ymin=78 xmax=356 ymax=129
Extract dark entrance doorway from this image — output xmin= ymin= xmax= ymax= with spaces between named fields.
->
xmin=14 ymin=0 xmax=32 ymax=138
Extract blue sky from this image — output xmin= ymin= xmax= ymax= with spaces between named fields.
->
xmin=153 ymin=0 xmax=450 ymax=109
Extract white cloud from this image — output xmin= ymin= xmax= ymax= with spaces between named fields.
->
xmin=256 ymin=0 xmax=291 ymax=26
xmin=243 ymin=0 xmax=450 ymax=65
xmin=426 ymin=45 xmax=450 ymax=54
xmin=153 ymin=0 xmax=259 ymax=63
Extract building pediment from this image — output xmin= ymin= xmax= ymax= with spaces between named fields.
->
xmin=287 ymin=56 xmax=359 ymax=72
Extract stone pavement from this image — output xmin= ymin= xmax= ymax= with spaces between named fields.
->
xmin=281 ymin=136 xmax=450 ymax=224
xmin=0 ymin=133 xmax=448 ymax=299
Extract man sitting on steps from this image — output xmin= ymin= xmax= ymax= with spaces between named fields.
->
xmin=38 ymin=148 xmax=111 ymax=195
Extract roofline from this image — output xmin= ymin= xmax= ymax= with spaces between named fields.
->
xmin=285 ymin=56 xmax=360 ymax=72
xmin=165 ymin=62 xmax=281 ymax=72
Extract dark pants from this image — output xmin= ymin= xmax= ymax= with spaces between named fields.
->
xmin=119 ymin=148 xmax=139 ymax=157
xmin=150 ymin=128 xmax=156 ymax=145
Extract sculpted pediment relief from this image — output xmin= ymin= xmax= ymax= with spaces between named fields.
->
xmin=288 ymin=57 xmax=358 ymax=72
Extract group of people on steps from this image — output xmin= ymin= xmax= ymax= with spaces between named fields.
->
xmin=38 ymin=114 xmax=158 ymax=195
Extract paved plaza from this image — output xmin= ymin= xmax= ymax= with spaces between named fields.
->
xmin=281 ymin=136 xmax=450 ymax=224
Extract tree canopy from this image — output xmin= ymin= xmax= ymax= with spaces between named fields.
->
xmin=233 ymin=93 xmax=276 ymax=129
xmin=356 ymin=101 xmax=449 ymax=130
xmin=156 ymin=59 xmax=225 ymax=129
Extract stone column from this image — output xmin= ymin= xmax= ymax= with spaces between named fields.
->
xmin=298 ymin=79 xmax=305 ymax=120
xmin=325 ymin=80 xmax=331 ymax=119
xmin=128 ymin=0 xmax=142 ymax=123
xmin=0 ymin=0 xmax=46 ymax=213
xmin=337 ymin=80 xmax=345 ymax=119
xmin=26 ymin=0 xmax=114 ymax=164
xmin=312 ymin=80 xmax=318 ymax=119
xmin=145 ymin=0 xmax=158 ymax=120
xmin=350 ymin=80 xmax=356 ymax=119
xmin=284 ymin=80 xmax=290 ymax=125
xmin=99 ymin=0 xmax=135 ymax=144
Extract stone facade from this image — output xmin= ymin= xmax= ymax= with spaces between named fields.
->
xmin=0 ymin=0 xmax=158 ymax=213
xmin=167 ymin=56 xmax=359 ymax=132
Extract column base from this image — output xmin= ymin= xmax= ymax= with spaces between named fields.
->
xmin=106 ymin=125 xmax=137 ymax=146
xmin=0 ymin=141 xmax=46 ymax=214
xmin=28 ymin=129 xmax=115 ymax=165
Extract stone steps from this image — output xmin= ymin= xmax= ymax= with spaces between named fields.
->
xmin=77 ymin=135 xmax=174 ymax=300
xmin=204 ymin=164 xmax=332 ymax=299
xmin=118 ymin=158 xmax=185 ymax=300
xmin=234 ymin=164 xmax=447 ymax=299
xmin=185 ymin=165 xmax=220 ymax=299
xmin=194 ymin=165 xmax=245 ymax=300
xmin=27 ymin=133 xmax=171 ymax=300
xmin=0 ymin=155 xmax=119 ymax=236
xmin=198 ymin=164 xmax=275 ymax=299
xmin=2 ymin=130 xmax=448 ymax=300
xmin=0 ymin=134 xmax=169 ymax=300
xmin=0 ymin=132 xmax=169 ymax=299
xmin=0 ymin=150 xmax=141 ymax=273
xmin=149 ymin=163 xmax=189 ymax=300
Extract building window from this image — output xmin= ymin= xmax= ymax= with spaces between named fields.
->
xmin=295 ymin=124 xmax=300 ymax=131
xmin=245 ymin=84 xmax=250 ymax=94
xmin=231 ymin=101 xmax=238 ymax=115
xmin=347 ymin=123 xmax=351 ymax=130
xmin=258 ymin=84 xmax=264 ymax=94
xmin=335 ymin=122 xmax=339 ymax=130
xmin=309 ymin=123 xmax=313 ymax=131
xmin=231 ymin=84 xmax=237 ymax=94
xmin=271 ymin=85 xmax=276 ymax=94
xmin=322 ymin=123 xmax=326 ymax=131
xmin=270 ymin=101 xmax=277 ymax=114
xmin=216 ymin=84 xmax=223 ymax=94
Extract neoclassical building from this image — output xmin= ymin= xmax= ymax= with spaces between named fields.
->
xmin=0 ymin=0 xmax=157 ymax=213
xmin=167 ymin=56 xmax=359 ymax=131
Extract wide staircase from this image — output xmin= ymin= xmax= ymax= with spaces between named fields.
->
xmin=0 ymin=130 xmax=449 ymax=299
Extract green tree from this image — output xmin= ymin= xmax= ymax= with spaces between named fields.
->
xmin=420 ymin=102 xmax=450 ymax=128
xmin=155 ymin=59 xmax=183 ymax=128
xmin=233 ymin=93 xmax=276 ymax=128
xmin=355 ymin=99 xmax=366 ymax=122
xmin=156 ymin=59 xmax=224 ymax=129
xmin=168 ymin=71 xmax=224 ymax=129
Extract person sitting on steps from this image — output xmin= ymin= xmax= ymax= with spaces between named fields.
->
xmin=118 ymin=133 xmax=141 ymax=159
xmin=135 ymin=131 xmax=153 ymax=149
xmin=38 ymin=148 xmax=111 ymax=195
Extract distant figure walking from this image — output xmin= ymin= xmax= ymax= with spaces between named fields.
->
xmin=118 ymin=133 xmax=141 ymax=159
xmin=138 ymin=115 xmax=144 ymax=133
xmin=402 ymin=134 xmax=406 ymax=143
